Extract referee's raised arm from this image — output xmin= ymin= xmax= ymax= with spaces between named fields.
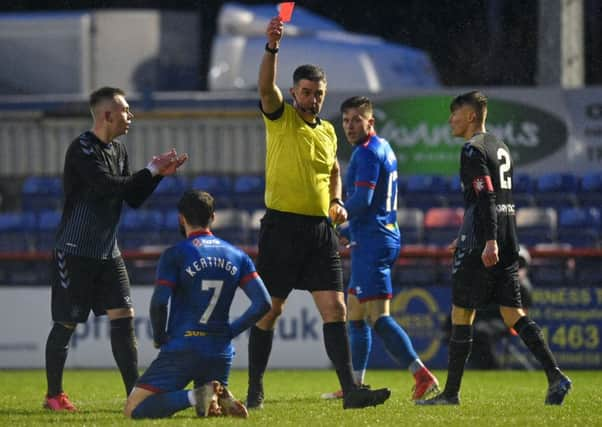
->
xmin=258 ymin=16 xmax=284 ymax=114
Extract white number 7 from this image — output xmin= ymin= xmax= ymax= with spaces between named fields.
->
xmin=199 ymin=280 xmax=223 ymax=324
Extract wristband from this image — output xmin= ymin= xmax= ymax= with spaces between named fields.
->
xmin=330 ymin=198 xmax=345 ymax=208
xmin=265 ymin=42 xmax=279 ymax=54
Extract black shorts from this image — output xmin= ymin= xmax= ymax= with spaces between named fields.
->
xmin=50 ymin=250 xmax=133 ymax=323
xmin=451 ymin=247 xmax=522 ymax=309
xmin=256 ymin=209 xmax=344 ymax=299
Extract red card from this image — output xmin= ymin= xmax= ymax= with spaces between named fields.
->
xmin=278 ymin=2 xmax=295 ymax=22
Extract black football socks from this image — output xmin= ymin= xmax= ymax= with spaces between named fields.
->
xmin=110 ymin=317 xmax=139 ymax=396
xmin=248 ymin=325 xmax=274 ymax=390
xmin=323 ymin=321 xmax=357 ymax=393
xmin=45 ymin=322 xmax=75 ymax=396
xmin=514 ymin=316 xmax=560 ymax=383
xmin=443 ymin=324 xmax=473 ymax=397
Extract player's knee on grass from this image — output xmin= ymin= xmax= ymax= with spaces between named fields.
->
xmin=124 ymin=388 xmax=150 ymax=418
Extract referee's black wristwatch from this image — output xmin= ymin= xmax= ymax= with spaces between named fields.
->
xmin=265 ymin=43 xmax=279 ymax=54
xmin=330 ymin=198 xmax=345 ymax=208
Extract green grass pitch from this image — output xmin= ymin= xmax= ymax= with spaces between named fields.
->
xmin=1 ymin=369 xmax=600 ymax=426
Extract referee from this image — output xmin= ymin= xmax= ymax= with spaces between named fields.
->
xmin=43 ymin=87 xmax=187 ymax=412
xmin=245 ymin=17 xmax=390 ymax=410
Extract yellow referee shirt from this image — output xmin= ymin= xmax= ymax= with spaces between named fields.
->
xmin=262 ymin=103 xmax=337 ymax=217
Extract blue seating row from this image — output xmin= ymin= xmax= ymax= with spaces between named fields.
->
xmin=398 ymin=206 xmax=601 ymax=247
xmin=19 ymin=174 xmax=266 ymax=213
xmin=1 ymin=205 xmax=600 ymax=253
xmin=399 ymin=172 xmax=602 ymax=210
xmin=17 ymin=172 xmax=602 ymax=213
xmin=0 ymin=207 xmax=264 ymax=251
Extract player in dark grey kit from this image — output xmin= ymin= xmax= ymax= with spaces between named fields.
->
xmin=43 ymin=87 xmax=188 ymax=412
xmin=417 ymin=91 xmax=571 ymax=406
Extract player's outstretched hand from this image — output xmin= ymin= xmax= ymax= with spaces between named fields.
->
xmin=148 ymin=148 xmax=177 ymax=174
xmin=159 ymin=152 xmax=188 ymax=176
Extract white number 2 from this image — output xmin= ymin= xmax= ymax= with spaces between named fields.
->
xmin=497 ymin=148 xmax=512 ymax=190
xmin=386 ymin=170 xmax=398 ymax=212
xmin=199 ymin=280 xmax=223 ymax=324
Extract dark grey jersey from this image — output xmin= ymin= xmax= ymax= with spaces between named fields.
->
xmin=456 ymin=132 xmax=519 ymax=256
xmin=55 ymin=131 xmax=161 ymax=259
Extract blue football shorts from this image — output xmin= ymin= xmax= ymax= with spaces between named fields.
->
xmin=136 ymin=350 xmax=233 ymax=393
xmin=348 ymin=243 xmax=400 ymax=302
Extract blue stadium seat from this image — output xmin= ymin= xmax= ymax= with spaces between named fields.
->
xmin=161 ymin=209 xmax=181 ymax=245
xmin=232 ymin=174 xmax=265 ymax=211
xmin=397 ymin=208 xmax=424 ymax=245
xmin=514 ymin=173 xmax=535 ymax=193
xmin=446 ymin=175 xmax=464 ymax=207
xmin=118 ymin=209 xmax=164 ymax=249
xmin=512 ymin=173 xmax=536 ymax=208
xmin=36 ymin=210 xmax=62 ymax=251
xmin=534 ymin=173 xmax=578 ymax=209
xmin=557 ymin=207 xmax=600 ymax=247
xmin=578 ymin=171 xmax=602 ymax=208
xmin=191 ymin=175 xmax=234 ymax=207
xmin=0 ymin=212 xmax=36 ymax=252
xmin=21 ymin=176 xmax=63 ymax=212
xmin=516 ymin=207 xmax=557 ymax=246
xmin=400 ymin=174 xmax=447 ymax=210
xmin=423 ymin=207 xmax=463 ymax=246
xmin=144 ymin=175 xmax=188 ymax=211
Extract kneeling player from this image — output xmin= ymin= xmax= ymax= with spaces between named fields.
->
xmin=124 ymin=190 xmax=271 ymax=419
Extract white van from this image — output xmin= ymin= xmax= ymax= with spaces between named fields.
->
xmin=209 ymin=3 xmax=440 ymax=92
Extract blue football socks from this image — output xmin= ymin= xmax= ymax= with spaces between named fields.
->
xmin=348 ymin=319 xmax=371 ymax=384
xmin=373 ymin=315 xmax=418 ymax=368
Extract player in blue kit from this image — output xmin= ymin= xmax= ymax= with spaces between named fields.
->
xmin=124 ymin=190 xmax=271 ymax=419
xmin=323 ymin=96 xmax=439 ymax=400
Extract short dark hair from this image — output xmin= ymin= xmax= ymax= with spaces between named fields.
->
xmin=89 ymin=86 xmax=125 ymax=109
xmin=340 ymin=96 xmax=373 ymax=116
xmin=177 ymin=190 xmax=215 ymax=228
xmin=450 ymin=90 xmax=488 ymax=123
xmin=293 ymin=64 xmax=326 ymax=85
